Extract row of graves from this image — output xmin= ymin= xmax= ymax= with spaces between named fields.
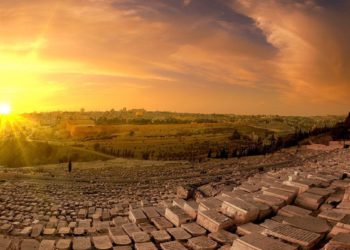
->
xmin=0 ymin=154 xmax=350 ymax=249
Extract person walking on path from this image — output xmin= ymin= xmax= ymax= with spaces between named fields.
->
xmin=68 ymin=159 xmax=72 ymax=173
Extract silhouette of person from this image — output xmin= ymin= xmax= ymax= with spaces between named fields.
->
xmin=68 ymin=159 xmax=72 ymax=173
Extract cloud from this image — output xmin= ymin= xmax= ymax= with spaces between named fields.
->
xmin=228 ymin=0 xmax=350 ymax=107
xmin=0 ymin=0 xmax=349 ymax=114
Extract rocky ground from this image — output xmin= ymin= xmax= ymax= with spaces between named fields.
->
xmin=0 ymin=146 xmax=349 ymax=249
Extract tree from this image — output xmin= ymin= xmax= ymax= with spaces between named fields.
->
xmin=229 ymin=130 xmax=241 ymax=140
xmin=207 ymin=149 xmax=212 ymax=158
xmin=220 ymin=148 xmax=228 ymax=159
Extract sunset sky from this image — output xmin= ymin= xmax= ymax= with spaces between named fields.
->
xmin=0 ymin=0 xmax=349 ymax=115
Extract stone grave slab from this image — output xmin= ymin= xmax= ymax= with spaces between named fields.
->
xmin=231 ymin=232 xmax=297 ymax=250
xmin=135 ymin=242 xmax=157 ymax=250
xmin=324 ymin=232 xmax=350 ymax=250
xmin=56 ymin=239 xmax=72 ymax=250
xmin=263 ymin=188 xmax=296 ymax=204
xmin=73 ymin=237 xmax=92 ymax=250
xmin=196 ymin=210 xmax=233 ymax=233
xmin=132 ymin=232 xmax=151 ymax=243
xmin=173 ymin=199 xmax=186 ymax=209
xmin=160 ymin=241 xmax=187 ymax=250
xmin=137 ymin=223 xmax=156 ymax=233
xmin=113 ymin=217 xmax=130 ymax=226
xmin=129 ymin=209 xmax=148 ymax=224
xmin=188 ymin=236 xmax=218 ymax=250
xmin=295 ymin=192 xmax=325 ymax=210
xmin=221 ymin=197 xmax=259 ymax=224
xmin=181 ymin=222 xmax=206 ymax=236
xmin=236 ymin=223 xmax=265 ymax=236
xmin=253 ymin=194 xmax=285 ymax=212
xmin=282 ymin=215 xmax=331 ymax=234
xmin=113 ymin=247 xmax=132 ymax=250
xmin=277 ymin=205 xmax=312 ymax=217
xmin=109 ymin=227 xmax=131 ymax=245
xmin=183 ymin=200 xmax=198 ymax=220
xmin=151 ymin=217 xmax=174 ymax=230
xmin=166 ymin=227 xmax=191 ymax=241
xmin=151 ymin=230 xmax=172 ymax=243
xmin=266 ymin=224 xmax=322 ymax=249
xmin=318 ymin=209 xmax=347 ymax=223
xmin=259 ymin=219 xmax=283 ymax=231
xmin=165 ymin=206 xmax=192 ymax=227
xmin=93 ymin=235 xmax=113 ymax=250
xmin=122 ymin=223 xmax=142 ymax=237
xmin=31 ymin=224 xmax=44 ymax=238
xmin=238 ymin=197 xmax=272 ymax=221
xmin=38 ymin=240 xmax=55 ymax=250
xmin=198 ymin=198 xmax=222 ymax=212
xmin=208 ymin=230 xmax=238 ymax=245
xmin=0 ymin=236 xmax=12 ymax=250
xmin=21 ymin=239 xmax=40 ymax=250
xmin=142 ymin=207 xmax=160 ymax=219
xmin=269 ymin=183 xmax=299 ymax=196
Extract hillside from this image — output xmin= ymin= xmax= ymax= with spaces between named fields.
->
xmin=0 ymin=138 xmax=111 ymax=168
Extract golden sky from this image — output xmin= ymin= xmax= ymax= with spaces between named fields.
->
xmin=0 ymin=0 xmax=349 ymax=115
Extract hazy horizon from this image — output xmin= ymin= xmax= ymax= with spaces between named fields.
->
xmin=16 ymin=107 xmax=347 ymax=117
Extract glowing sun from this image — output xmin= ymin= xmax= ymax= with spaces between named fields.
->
xmin=0 ymin=103 xmax=12 ymax=115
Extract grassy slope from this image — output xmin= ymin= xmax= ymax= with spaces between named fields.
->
xmin=0 ymin=139 xmax=112 ymax=167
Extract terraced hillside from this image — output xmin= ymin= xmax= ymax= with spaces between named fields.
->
xmin=0 ymin=146 xmax=349 ymax=249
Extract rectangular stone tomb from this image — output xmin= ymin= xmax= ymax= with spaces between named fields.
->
xmin=109 ymin=226 xmax=132 ymax=245
xmin=278 ymin=205 xmax=312 ymax=218
xmin=198 ymin=198 xmax=223 ymax=212
xmin=78 ymin=209 xmax=87 ymax=219
xmin=231 ymin=232 xmax=298 ymax=250
xmin=142 ymin=207 xmax=160 ymax=219
xmin=324 ymin=232 xmax=350 ymax=250
xmin=253 ymin=194 xmax=285 ymax=212
xmin=282 ymin=215 xmax=331 ymax=234
xmin=266 ymin=224 xmax=322 ymax=249
xmin=236 ymin=223 xmax=265 ymax=236
xmin=165 ymin=206 xmax=192 ymax=227
xmin=269 ymin=183 xmax=299 ymax=196
xmin=221 ymin=197 xmax=259 ymax=224
xmin=283 ymin=179 xmax=313 ymax=194
xmin=307 ymin=187 xmax=334 ymax=197
xmin=239 ymin=197 xmax=272 ymax=221
xmin=329 ymin=215 xmax=350 ymax=237
xmin=196 ymin=210 xmax=233 ymax=233
xmin=183 ymin=200 xmax=198 ymax=219
xmin=220 ymin=190 xmax=248 ymax=200
xmin=122 ymin=223 xmax=142 ymax=237
xmin=295 ymin=192 xmax=325 ymax=210
xmin=263 ymin=188 xmax=296 ymax=204
xmin=129 ymin=209 xmax=148 ymax=224
xmin=166 ymin=227 xmax=191 ymax=241
xmin=318 ymin=210 xmax=347 ymax=223
xmin=151 ymin=217 xmax=174 ymax=230
xmin=160 ymin=241 xmax=187 ymax=250
xmin=173 ymin=199 xmax=186 ymax=209
xmin=208 ymin=229 xmax=238 ymax=245
xmin=181 ymin=222 xmax=206 ymax=236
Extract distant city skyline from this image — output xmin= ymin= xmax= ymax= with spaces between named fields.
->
xmin=1 ymin=0 xmax=350 ymax=115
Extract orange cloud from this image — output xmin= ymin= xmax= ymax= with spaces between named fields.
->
xmin=230 ymin=0 xmax=350 ymax=108
xmin=0 ymin=0 xmax=349 ymax=115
